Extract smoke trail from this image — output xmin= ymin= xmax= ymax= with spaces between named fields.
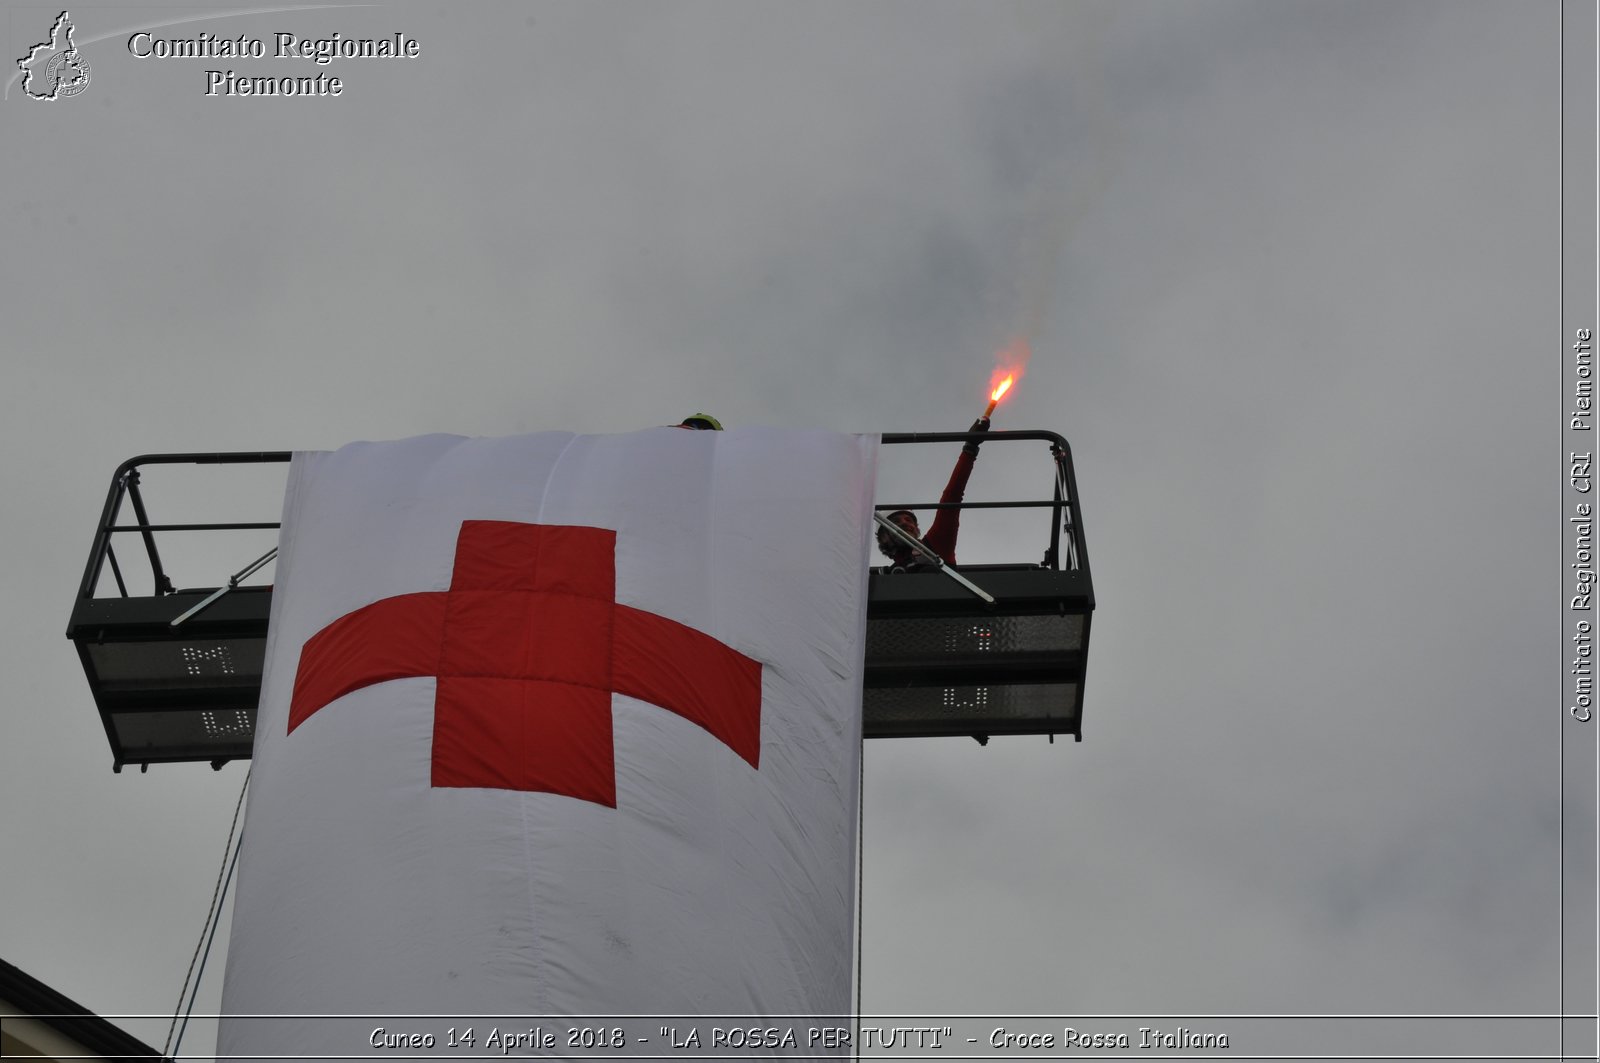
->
xmin=993 ymin=2 xmax=1126 ymax=351
xmin=990 ymin=336 xmax=1031 ymax=398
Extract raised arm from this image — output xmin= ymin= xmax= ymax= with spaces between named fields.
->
xmin=921 ymin=418 xmax=989 ymax=564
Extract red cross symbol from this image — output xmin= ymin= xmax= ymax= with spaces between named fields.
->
xmin=287 ymin=521 xmax=762 ymax=807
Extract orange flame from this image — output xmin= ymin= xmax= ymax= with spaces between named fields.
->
xmin=982 ymin=337 xmax=1030 ymax=418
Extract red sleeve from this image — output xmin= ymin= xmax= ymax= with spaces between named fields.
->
xmin=922 ymin=449 xmax=976 ymax=565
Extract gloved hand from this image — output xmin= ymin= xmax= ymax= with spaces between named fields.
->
xmin=963 ymin=417 xmax=990 ymax=456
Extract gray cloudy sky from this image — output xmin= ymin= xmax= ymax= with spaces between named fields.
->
xmin=1 ymin=1 xmax=1590 ymax=1059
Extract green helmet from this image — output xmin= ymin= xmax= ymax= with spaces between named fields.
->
xmin=680 ymin=413 xmax=724 ymax=431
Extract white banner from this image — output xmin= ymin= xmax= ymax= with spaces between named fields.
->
xmin=219 ymin=428 xmax=877 ymax=1059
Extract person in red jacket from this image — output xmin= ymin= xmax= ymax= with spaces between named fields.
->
xmin=877 ymin=418 xmax=989 ymax=571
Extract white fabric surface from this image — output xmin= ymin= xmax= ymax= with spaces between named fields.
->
xmin=218 ymin=428 xmax=877 ymax=1059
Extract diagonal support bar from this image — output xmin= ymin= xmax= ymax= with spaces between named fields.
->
xmin=169 ymin=547 xmax=278 ymax=627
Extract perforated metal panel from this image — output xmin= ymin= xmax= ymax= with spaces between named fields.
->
xmin=84 ymin=638 xmax=263 ymax=690
xmin=866 ymin=613 xmax=1085 ymax=664
xmin=864 ymin=682 xmax=1080 ymax=738
xmin=109 ymin=707 xmax=256 ymax=761
xmin=82 ymin=634 xmax=264 ymax=765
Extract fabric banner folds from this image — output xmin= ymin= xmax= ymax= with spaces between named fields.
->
xmin=219 ymin=428 xmax=878 ymax=1059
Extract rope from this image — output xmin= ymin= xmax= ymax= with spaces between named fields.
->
xmin=162 ymin=767 xmax=250 ymax=1059
xmin=171 ymin=828 xmax=243 ymax=1060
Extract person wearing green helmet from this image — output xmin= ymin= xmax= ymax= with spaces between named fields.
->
xmin=876 ymin=417 xmax=990 ymax=571
xmin=677 ymin=413 xmax=723 ymax=431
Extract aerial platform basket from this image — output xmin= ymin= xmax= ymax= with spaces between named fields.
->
xmin=65 ymin=432 xmax=1093 ymax=770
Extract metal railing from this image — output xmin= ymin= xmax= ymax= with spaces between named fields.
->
xmin=878 ymin=430 xmax=1089 ymax=575
xmin=76 ymin=433 xmax=1089 ymax=602
xmin=76 ymin=452 xmax=291 ymax=604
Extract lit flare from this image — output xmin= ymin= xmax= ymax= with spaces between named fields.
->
xmin=983 ymin=375 xmax=1015 ymax=419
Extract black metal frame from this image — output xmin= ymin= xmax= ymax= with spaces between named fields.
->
xmin=868 ymin=431 xmax=1094 ymax=742
xmin=74 ymin=452 xmax=291 ymax=605
xmin=68 ymin=454 xmax=287 ymax=771
xmin=67 ymin=434 xmax=1093 ymax=766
